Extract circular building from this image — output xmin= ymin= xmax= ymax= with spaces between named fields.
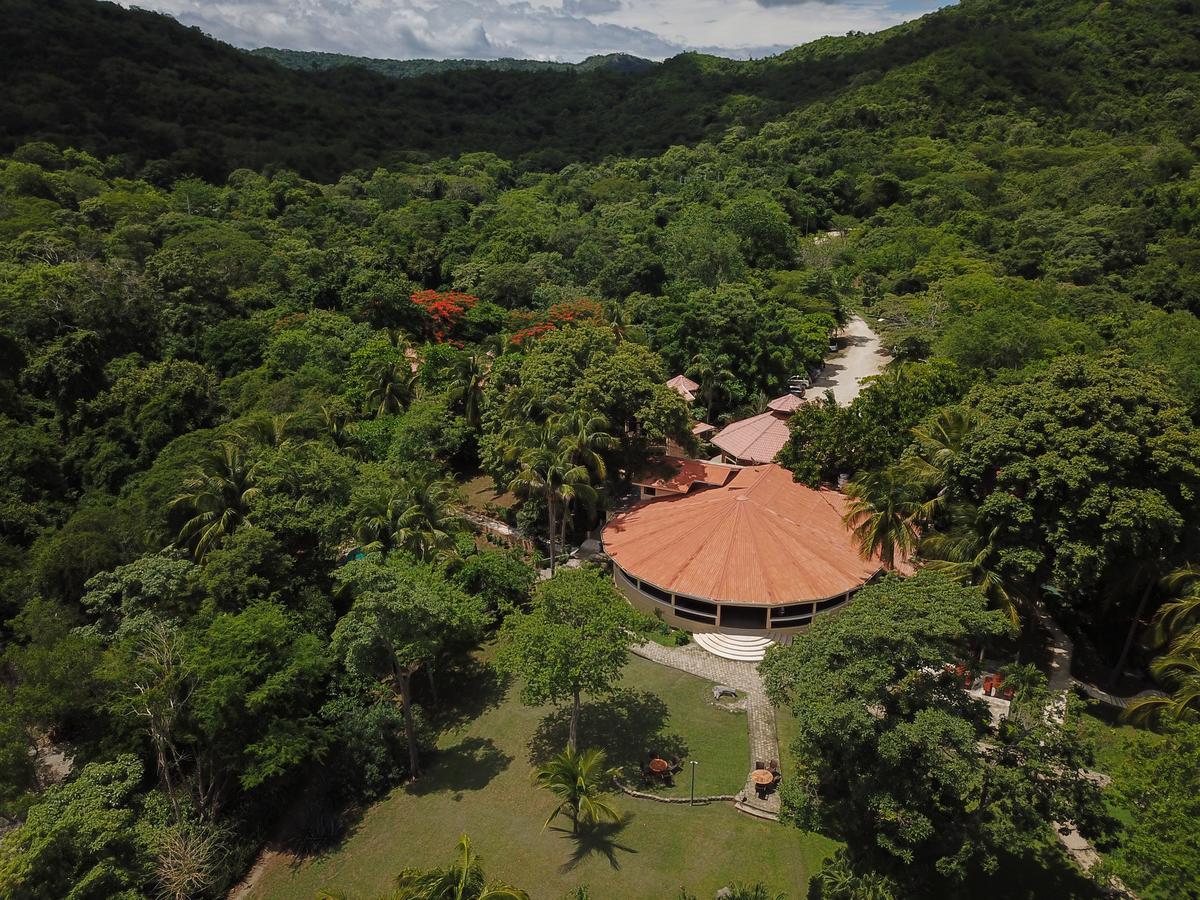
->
xmin=602 ymin=463 xmax=885 ymax=635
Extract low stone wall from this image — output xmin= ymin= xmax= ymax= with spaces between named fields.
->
xmin=613 ymin=775 xmax=737 ymax=804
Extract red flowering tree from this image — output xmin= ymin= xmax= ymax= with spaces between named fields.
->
xmin=410 ymin=290 xmax=478 ymax=343
xmin=508 ymin=298 xmax=604 ymax=349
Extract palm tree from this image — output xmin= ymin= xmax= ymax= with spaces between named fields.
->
xmin=1151 ymin=563 xmax=1200 ymax=645
xmin=389 ymin=834 xmax=529 ymax=900
xmin=354 ymin=474 xmax=459 ymax=562
xmin=550 ymin=410 xmax=616 ymax=549
xmin=902 ymin=405 xmax=978 ymax=511
xmin=921 ymin=502 xmax=1019 ymax=627
xmin=533 ymin=747 xmax=620 ymax=835
xmin=447 ymin=353 xmax=489 ymax=429
xmin=369 ymin=362 xmax=418 ymax=417
xmin=235 ymin=411 xmax=308 ymax=451
xmin=686 ymin=351 xmax=736 ymax=421
xmin=172 ymin=441 xmax=262 ymax=561
xmin=841 ymin=467 xmax=922 ymax=570
xmin=1124 ymin=637 xmax=1200 ymax=725
xmin=508 ymin=426 xmax=596 ymax=574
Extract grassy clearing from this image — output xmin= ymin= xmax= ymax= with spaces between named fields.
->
xmin=251 ymin=654 xmax=834 ymax=899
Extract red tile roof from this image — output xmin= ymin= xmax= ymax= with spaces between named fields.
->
xmin=666 ymin=374 xmax=699 ymax=402
xmin=711 ymin=411 xmax=791 ymax=464
xmin=692 ymin=421 xmax=716 ymax=436
xmin=767 ymin=393 xmax=805 ymax=413
xmin=631 ymin=457 xmax=736 ymax=495
xmin=604 ymin=464 xmax=884 ymax=605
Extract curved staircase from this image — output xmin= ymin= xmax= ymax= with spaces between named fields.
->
xmin=692 ymin=632 xmax=776 ymax=662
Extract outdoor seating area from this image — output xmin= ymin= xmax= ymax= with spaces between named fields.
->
xmin=950 ymin=663 xmax=1016 ymax=700
xmin=641 ymin=752 xmax=685 ymax=787
xmin=751 ymin=759 xmax=783 ymax=801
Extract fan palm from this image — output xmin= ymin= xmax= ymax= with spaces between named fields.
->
xmin=841 ymin=467 xmax=923 ymax=570
xmin=920 ymin=502 xmax=1019 ymax=627
xmin=533 ymin=747 xmax=620 ymax=835
xmin=389 ymin=834 xmax=529 ymax=900
xmin=172 ymin=441 xmax=262 ymax=561
xmin=369 ymin=362 xmax=418 ymax=417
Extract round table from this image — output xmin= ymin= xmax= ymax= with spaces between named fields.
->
xmin=649 ymin=758 xmax=669 ymax=774
xmin=751 ymin=768 xmax=775 ymax=786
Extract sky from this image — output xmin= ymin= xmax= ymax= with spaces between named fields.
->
xmin=124 ymin=0 xmax=955 ymax=63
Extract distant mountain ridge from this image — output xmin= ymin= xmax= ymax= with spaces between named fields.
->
xmin=249 ymin=47 xmax=658 ymax=79
xmin=1 ymin=0 xmax=1195 ymax=182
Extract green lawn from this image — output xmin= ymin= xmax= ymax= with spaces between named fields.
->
xmin=250 ymin=655 xmax=834 ymax=899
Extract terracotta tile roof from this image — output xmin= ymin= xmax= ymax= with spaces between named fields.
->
xmin=711 ymin=411 xmax=791 ymax=464
xmin=604 ymin=464 xmax=884 ymax=605
xmin=666 ymin=374 xmax=699 ymax=402
xmin=692 ymin=421 xmax=716 ymax=436
xmin=631 ymin=457 xmax=736 ymax=495
xmin=767 ymin=393 xmax=805 ymax=414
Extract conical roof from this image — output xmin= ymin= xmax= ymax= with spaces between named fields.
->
xmin=603 ymin=464 xmax=883 ymax=606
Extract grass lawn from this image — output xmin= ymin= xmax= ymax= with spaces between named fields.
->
xmin=250 ymin=654 xmax=835 ymax=899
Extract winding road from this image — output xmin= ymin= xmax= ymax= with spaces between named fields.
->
xmin=811 ymin=315 xmax=890 ymax=406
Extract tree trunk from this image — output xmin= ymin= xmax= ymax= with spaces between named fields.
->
xmin=569 ymin=688 xmax=581 ymax=754
xmin=426 ymin=664 xmax=438 ymax=708
xmin=399 ymin=670 xmax=420 ymax=780
xmin=547 ymin=491 xmax=558 ymax=574
xmin=1109 ymin=578 xmax=1155 ymax=688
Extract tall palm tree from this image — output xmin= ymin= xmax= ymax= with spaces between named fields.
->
xmin=354 ymin=474 xmax=459 ymax=562
xmin=902 ymin=405 xmax=978 ymax=511
xmin=389 ymin=834 xmax=529 ymax=900
xmin=550 ymin=410 xmax=616 ymax=548
xmin=172 ymin=441 xmax=262 ymax=561
xmin=841 ymin=467 xmax=922 ymax=570
xmin=921 ymin=502 xmax=1019 ymax=627
xmin=533 ymin=747 xmax=620 ymax=835
xmin=686 ymin=351 xmax=736 ymax=422
xmin=369 ymin=362 xmax=418 ymax=417
xmin=508 ymin=426 xmax=596 ymax=573
xmin=447 ymin=353 xmax=489 ymax=430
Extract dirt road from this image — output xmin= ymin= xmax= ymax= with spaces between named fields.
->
xmin=811 ymin=316 xmax=890 ymax=406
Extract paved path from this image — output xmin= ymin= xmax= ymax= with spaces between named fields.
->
xmin=632 ymin=641 xmax=781 ymax=818
xmin=811 ymin=316 xmax=890 ymax=406
xmin=1033 ymin=609 xmax=1136 ymax=896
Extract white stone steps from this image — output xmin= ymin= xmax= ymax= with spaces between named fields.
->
xmin=693 ymin=632 xmax=776 ymax=662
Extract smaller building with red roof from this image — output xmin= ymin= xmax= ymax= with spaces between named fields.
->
xmin=710 ymin=393 xmax=806 ymax=466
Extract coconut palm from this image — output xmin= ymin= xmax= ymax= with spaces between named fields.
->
xmin=389 ymin=834 xmax=529 ymax=900
xmin=235 ymin=411 xmax=308 ymax=451
xmin=549 ymin=411 xmax=615 ymax=550
xmin=447 ymin=353 xmax=489 ymax=429
xmin=508 ymin=426 xmax=596 ymax=573
xmin=902 ymin=405 xmax=978 ymax=514
xmin=1151 ymin=563 xmax=1200 ymax=645
xmin=172 ymin=441 xmax=262 ymax=561
xmin=533 ymin=747 xmax=620 ymax=835
xmin=686 ymin=351 xmax=736 ymax=421
xmin=842 ymin=466 xmax=923 ymax=570
xmin=354 ymin=474 xmax=459 ymax=562
xmin=1124 ymin=637 xmax=1200 ymax=725
xmin=369 ymin=361 xmax=418 ymax=417
xmin=921 ymin=502 xmax=1019 ymax=627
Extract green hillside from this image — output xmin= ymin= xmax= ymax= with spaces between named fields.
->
xmin=249 ymin=47 xmax=658 ymax=79
xmin=1 ymin=0 xmax=1200 ymax=897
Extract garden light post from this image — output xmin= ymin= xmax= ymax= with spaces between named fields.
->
xmin=690 ymin=760 xmax=698 ymax=805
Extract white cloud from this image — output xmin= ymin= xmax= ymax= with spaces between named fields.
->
xmin=123 ymin=0 xmax=952 ymax=62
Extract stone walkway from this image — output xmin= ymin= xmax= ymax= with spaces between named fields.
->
xmin=632 ymin=641 xmax=781 ymax=818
